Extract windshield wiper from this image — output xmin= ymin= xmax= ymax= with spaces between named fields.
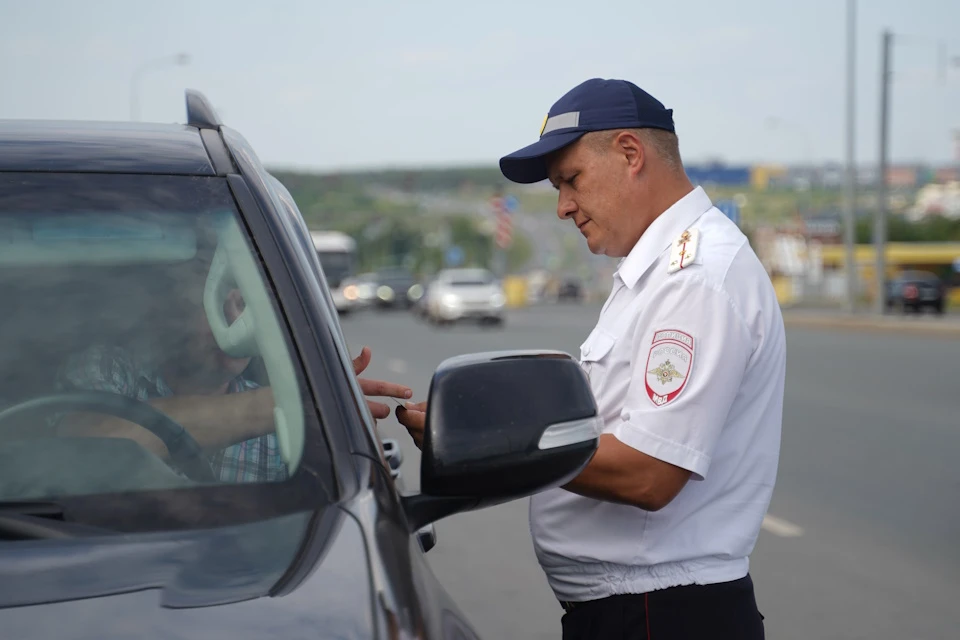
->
xmin=0 ymin=501 xmax=111 ymax=541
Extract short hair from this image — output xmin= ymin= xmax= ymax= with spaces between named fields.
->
xmin=586 ymin=128 xmax=683 ymax=170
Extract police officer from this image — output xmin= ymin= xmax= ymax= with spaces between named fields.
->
xmin=399 ymin=78 xmax=785 ymax=639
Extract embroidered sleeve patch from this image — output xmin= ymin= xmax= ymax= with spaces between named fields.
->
xmin=644 ymin=330 xmax=695 ymax=407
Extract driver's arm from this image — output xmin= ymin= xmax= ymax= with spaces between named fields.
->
xmin=54 ymin=345 xmax=276 ymax=458
xmin=59 ymin=387 xmax=276 ymax=458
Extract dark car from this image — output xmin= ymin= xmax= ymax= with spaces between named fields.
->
xmin=0 ymin=92 xmax=600 ymax=639
xmin=374 ymin=267 xmax=421 ymax=309
xmin=556 ymin=276 xmax=584 ymax=303
xmin=886 ymin=270 xmax=946 ymax=314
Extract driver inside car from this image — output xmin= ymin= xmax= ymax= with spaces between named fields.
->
xmin=52 ymin=246 xmax=411 ymax=483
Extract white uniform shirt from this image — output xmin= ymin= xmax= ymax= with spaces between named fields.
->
xmin=530 ymin=186 xmax=785 ymax=602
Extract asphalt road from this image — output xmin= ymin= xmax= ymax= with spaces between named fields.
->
xmin=339 ymin=304 xmax=960 ymax=640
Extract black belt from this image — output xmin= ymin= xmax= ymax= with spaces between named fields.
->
xmin=560 ymin=600 xmax=586 ymax=613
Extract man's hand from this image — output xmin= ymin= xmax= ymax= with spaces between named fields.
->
xmin=395 ymin=400 xmax=426 ymax=449
xmin=352 ymin=346 xmax=413 ymax=420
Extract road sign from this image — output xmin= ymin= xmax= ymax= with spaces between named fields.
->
xmin=715 ymin=200 xmax=741 ymax=227
xmin=445 ymin=245 xmax=464 ymax=267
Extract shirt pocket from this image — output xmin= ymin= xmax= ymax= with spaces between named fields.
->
xmin=580 ymin=327 xmax=618 ymax=363
xmin=579 ymin=327 xmax=618 ymax=386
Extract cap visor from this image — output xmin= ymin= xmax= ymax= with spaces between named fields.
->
xmin=499 ymin=130 xmax=586 ymax=184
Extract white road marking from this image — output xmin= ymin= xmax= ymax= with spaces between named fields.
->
xmin=761 ymin=514 xmax=804 ymax=538
xmin=387 ymin=359 xmax=409 ymax=374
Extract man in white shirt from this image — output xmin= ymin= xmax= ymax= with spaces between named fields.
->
xmin=399 ymin=78 xmax=785 ymax=639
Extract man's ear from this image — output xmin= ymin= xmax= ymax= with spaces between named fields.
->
xmin=616 ymin=131 xmax=645 ymax=177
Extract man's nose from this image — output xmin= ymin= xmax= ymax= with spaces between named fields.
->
xmin=557 ymin=193 xmax=578 ymax=220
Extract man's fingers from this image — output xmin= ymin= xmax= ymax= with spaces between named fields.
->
xmin=367 ymin=400 xmax=390 ymax=420
xmin=401 ymin=400 xmax=427 ymax=412
xmin=395 ymin=406 xmax=425 ymax=449
xmin=359 ymin=377 xmax=413 ymax=399
xmin=395 ymin=404 xmax=426 ymax=429
xmin=352 ymin=346 xmax=372 ymax=376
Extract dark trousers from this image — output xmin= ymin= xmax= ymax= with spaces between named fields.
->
xmin=560 ymin=574 xmax=765 ymax=640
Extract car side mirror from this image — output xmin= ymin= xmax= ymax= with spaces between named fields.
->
xmin=401 ymin=350 xmax=600 ymax=532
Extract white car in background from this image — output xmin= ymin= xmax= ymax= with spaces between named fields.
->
xmin=425 ymin=268 xmax=506 ymax=326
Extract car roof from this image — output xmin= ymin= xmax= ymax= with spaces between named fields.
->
xmin=0 ymin=120 xmax=216 ymax=176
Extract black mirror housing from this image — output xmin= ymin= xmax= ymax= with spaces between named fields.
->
xmin=421 ymin=350 xmax=599 ymax=500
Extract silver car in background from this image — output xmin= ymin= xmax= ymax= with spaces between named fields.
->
xmin=425 ymin=268 xmax=506 ymax=326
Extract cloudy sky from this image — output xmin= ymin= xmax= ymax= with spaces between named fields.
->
xmin=2 ymin=0 xmax=959 ymax=171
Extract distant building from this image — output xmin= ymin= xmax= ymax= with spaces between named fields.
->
xmin=907 ymin=181 xmax=960 ymax=221
xmin=936 ymin=167 xmax=960 ymax=183
xmin=685 ymin=163 xmax=752 ymax=187
xmin=887 ymin=166 xmax=918 ymax=189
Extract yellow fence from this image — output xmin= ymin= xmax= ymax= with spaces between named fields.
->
xmin=819 ymin=243 xmax=960 ymax=267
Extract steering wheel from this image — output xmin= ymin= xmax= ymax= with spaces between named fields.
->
xmin=0 ymin=391 xmax=216 ymax=482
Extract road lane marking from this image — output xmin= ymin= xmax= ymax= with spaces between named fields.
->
xmin=387 ymin=359 xmax=409 ymax=374
xmin=761 ymin=514 xmax=804 ymax=537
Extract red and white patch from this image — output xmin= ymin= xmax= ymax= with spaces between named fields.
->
xmin=644 ymin=330 xmax=694 ymax=407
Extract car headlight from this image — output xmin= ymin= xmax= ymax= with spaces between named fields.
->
xmin=441 ymin=293 xmax=461 ymax=307
xmin=407 ymin=284 xmax=424 ymax=301
xmin=490 ymin=292 xmax=506 ymax=307
xmin=343 ymin=285 xmax=359 ymax=301
xmin=377 ymin=286 xmax=395 ymax=301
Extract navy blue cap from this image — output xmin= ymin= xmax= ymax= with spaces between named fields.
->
xmin=499 ymin=78 xmax=675 ymax=184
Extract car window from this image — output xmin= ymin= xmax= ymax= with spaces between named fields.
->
xmin=0 ymin=173 xmax=321 ymax=504
xmin=448 ymin=270 xmax=495 ymax=286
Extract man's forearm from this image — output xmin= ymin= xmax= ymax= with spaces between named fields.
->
xmin=59 ymin=387 xmax=276 ymax=457
xmin=149 ymin=387 xmax=275 ymax=452
xmin=562 ymin=434 xmax=691 ymax=511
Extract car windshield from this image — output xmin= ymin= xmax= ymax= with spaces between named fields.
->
xmin=0 ymin=173 xmax=322 ymax=508
xmin=900 ymin=272 xmax=940 ymax=284
xmin=317 ymin=250 xmax=352 ymax=281
xmin=449 ymin=271 xmax=494 ymax=286
xmin=378 ymin=268 xmax=414 ymax=282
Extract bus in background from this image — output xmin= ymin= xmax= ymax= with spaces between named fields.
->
xmin=310 ymin=230 xmax=357 ymax=314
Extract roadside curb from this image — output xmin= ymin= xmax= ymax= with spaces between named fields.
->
xmin=782 ymin=311 xmax=960 ymax=338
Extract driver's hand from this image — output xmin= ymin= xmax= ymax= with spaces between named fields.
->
xmin=352 ymin=346 xmax=413 ymax=420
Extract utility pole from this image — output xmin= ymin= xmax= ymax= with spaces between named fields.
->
xmin=874 ymin=30 xmax=892 ymax=316
xmin=843 ymin=0 xmax=858 ymax=313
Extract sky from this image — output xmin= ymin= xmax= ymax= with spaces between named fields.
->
xmin=2 ymin=0 xmax=959 ymax=171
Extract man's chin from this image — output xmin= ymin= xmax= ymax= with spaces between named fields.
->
xmin=218 ymin=354 xmax=251 ymax=377
xmin=585 ymin=236 xmax=606 ymax=256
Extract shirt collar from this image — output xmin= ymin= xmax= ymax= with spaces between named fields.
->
xmin=616 ymin=186 xmax=714 ymax=289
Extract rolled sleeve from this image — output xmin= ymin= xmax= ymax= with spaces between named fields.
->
xmin=56 ymin=345 xmax=139 ymax=397
xmin=613 ymin=274 xmax=750 ymax=480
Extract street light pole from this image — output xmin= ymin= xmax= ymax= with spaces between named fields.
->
xmin=842 ymin=0 xmax=858 ymax=313
xmin=129 ymin=53 xmax=191 ymax=121
xmin=874 ymin=30 xmax=892 ymax=316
